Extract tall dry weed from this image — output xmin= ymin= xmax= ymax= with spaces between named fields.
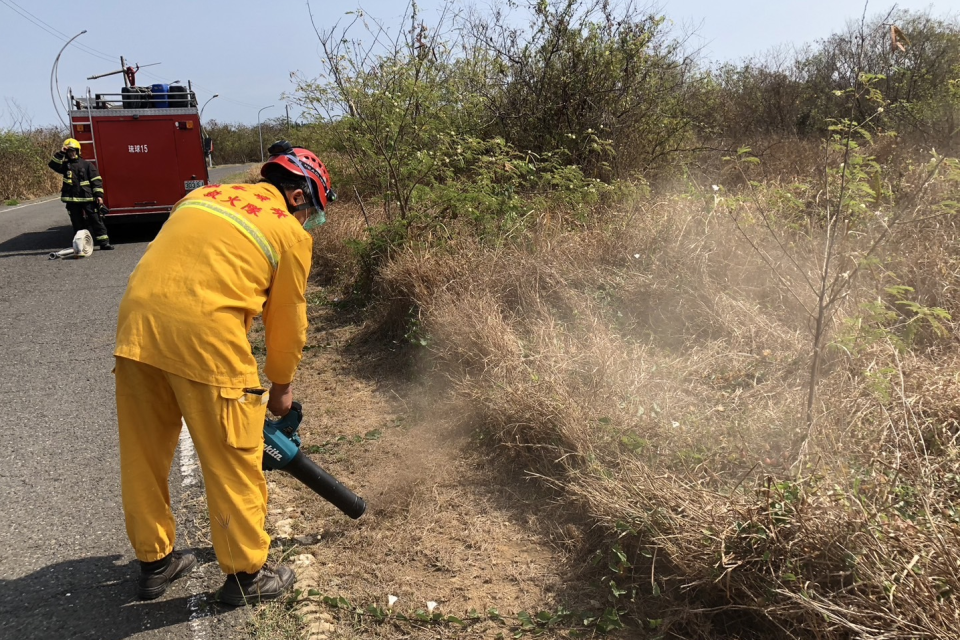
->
xmin=0 ymin=128 xmax=63 ymax=201
xmin=352 ymin=171 xmax=960 ymax=637
xmin=309 ymin=201 xmax=369 ymax=287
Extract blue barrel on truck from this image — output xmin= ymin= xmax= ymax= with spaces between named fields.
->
xmin=150 ymin=83 xmax=170 ymax=108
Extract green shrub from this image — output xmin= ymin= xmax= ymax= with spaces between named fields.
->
xmin=292 ymin=0 xmax=687 ymax=292
xmin=202 ymin=118 xmax=289 ymax=165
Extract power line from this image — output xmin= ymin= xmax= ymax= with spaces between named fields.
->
xmin=7 ymin=0 xmax=119 ymax=62
xmin=132 ymin=67 xmax=264 ymax=109
xmin=0 ymin=0 xmax=118 ymax=64
xmin=133 ymin=66 xmax=264 ymax=109
xmin=138 ymin=68 xmax=266 ymax=110
xmin=1 ymin=0 xmax=273 ymax=113
xmin=0 ymin=1 xmax=71 ymax=42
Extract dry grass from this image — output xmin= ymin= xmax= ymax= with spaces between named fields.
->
xmin=233 ymin=166 xmax=264 ymax=185
xmin=232 ymin=166 xmax=373 ymax=290
xmin=331 ymin=159 xmax=960 ymax=638
xmin=0 ymin=128 xmax=65 ymax=201
xmin=259 ymin=297 xmax=601 ymax=640
xmin=310 ymin=200 xmax=371 ymax=288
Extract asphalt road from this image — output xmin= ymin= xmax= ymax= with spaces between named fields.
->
xmin=0 ymin=165 xmax=262 ymax=640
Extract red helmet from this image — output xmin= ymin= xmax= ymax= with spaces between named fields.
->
xmin=261 ymin=141 xmax=335 ymax=211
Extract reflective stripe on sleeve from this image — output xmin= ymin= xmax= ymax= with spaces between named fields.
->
xmin=173 ymin=199 xmax=279 ymax=272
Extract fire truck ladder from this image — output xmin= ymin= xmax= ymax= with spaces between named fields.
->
xmin=70 ymin=89 xmax=100 ymax=166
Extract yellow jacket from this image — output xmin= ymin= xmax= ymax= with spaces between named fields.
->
xmin=115 ymin=183 xmax=313 ymax=388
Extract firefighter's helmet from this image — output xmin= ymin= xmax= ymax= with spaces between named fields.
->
xmin=261 ymin=141 xmax=334 ymax=212
xmin=63 ymin=138 xmax=82 ymax=151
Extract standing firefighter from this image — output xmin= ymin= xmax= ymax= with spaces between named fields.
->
xmin=114 ymin=141 xmax=334 ymax=605
xmin=47 ymin=138 xmax=113 ymax=250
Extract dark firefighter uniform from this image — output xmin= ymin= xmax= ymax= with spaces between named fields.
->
xmin=48 ymin=149 xmax=112 ymax=248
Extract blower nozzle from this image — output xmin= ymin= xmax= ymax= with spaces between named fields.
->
xmin=262 ymin=401 xmax=367 ymax=519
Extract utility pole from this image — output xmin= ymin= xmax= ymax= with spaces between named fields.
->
xmin=285 ymin=104 xmax=290 ymax=135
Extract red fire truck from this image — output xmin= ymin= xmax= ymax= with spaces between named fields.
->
xmin=67 ymin=82 xmax=209 ymax=223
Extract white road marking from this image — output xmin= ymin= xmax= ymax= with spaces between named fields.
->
xmin=187 ymin=590 xmax=208 ymax=633
xmin=0 ymin=197 xmax=59 ymax=212
xmin=179 ymin=419 xmax=209 ymax=637
xmin=179 ymin=418 xmax=200 ymax=486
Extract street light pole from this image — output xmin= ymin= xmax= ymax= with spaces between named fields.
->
xmin=50 ymin=30 xmax=87 ymax=127
xmin=200 ymin=94 xmax=219 ymax=121
xmin=258 ymin=105 xmax=274 ymax=163
xmin=200 ymin=94 xmax=219 ymax=168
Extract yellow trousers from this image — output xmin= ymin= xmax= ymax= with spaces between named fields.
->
xmin=115 ymin=357 xmax=271 ymax=574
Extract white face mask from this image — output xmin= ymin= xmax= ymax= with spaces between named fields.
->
xmin=302 ymin=207 xmax=325 ymax=231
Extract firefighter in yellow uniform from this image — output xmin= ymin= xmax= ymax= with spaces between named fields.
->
xmin=114 ymin=142 xmax=335 ymax=605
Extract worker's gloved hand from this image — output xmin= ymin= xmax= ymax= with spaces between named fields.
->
xmin=267 ymin=382 xmax=293 ymax=418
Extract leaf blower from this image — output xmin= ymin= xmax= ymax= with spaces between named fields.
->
xmin=262 ymin=401 xmax=367 ymax=519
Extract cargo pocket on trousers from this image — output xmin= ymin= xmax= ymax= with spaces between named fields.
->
xmin=219 ymin=387 xmax=269 ymax=450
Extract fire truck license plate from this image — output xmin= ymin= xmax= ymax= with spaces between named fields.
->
xmin=184 ymin=179 xmax=205 ymax=191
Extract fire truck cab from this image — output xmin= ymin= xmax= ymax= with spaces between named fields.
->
xmin=68 ymin=84 xmax=209 ymax=223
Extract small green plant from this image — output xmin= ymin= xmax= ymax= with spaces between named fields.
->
xmin=4 ymin=199 xmax=18 ymax=206
xmin=836 ymin=285 xmax=952 ymax=354
xmin=250 ymin=599 xmax=304 ymax=640
xmin=305 ymin=428 xmax=386 ymax=455
xmin=303 ymin=591 xmax=634 ymax=637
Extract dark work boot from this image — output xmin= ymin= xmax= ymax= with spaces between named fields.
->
xmin=138 ymin=550 xmax=198 ymax=600
xmin=98 ymin=242 xmax=115 ymax=250
xmin=217 ymin=565 xmax=296 ymax=606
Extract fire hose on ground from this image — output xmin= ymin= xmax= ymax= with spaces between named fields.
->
xmin=49 ymin=229 xmax=94 ymax=259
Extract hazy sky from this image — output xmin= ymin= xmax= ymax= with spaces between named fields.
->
xmin=0 ymin=0 xmax=949 ymax=128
